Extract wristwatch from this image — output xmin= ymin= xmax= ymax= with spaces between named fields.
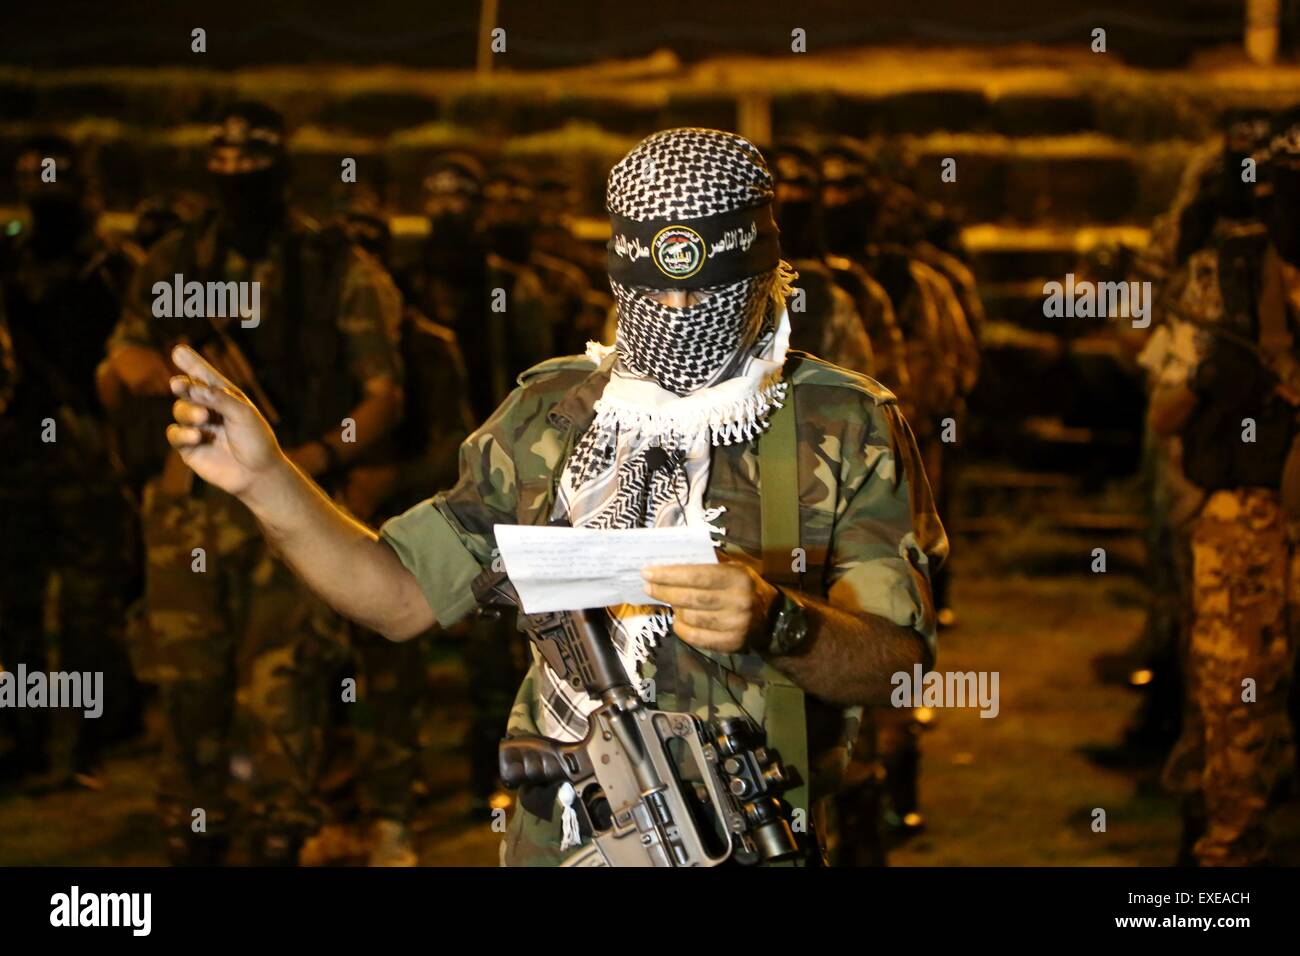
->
xmin=762 ymin=586 xmax=811 ymax=657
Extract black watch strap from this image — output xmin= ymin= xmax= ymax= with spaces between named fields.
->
xmin=764 ymin=586 xmax=811 ymax=657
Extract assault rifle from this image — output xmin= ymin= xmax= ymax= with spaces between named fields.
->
xmin=472 ymin=567 xmax=801 ymax=867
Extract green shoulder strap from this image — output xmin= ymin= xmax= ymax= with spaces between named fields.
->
xmin=760 ymin=389 xmax=802 ymax=588
xmin=757 ymin=384 xmax=811 ymax=839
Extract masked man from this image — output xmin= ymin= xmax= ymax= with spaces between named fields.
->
xmin=1152 ymin=108 xmax=1300 ymax=865
xmin=102 ymin=101 xmax=404 ymax=865
xmin=163 ymin=128 xmax=946 ymax=866
xmin=769 ymin=142 xmax=876 ymax=375
xmin=0 ymin=135 xmax=139 ymax=788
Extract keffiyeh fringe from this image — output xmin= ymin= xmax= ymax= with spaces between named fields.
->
xmin=586 ymin=377 xmax=789 ymax=448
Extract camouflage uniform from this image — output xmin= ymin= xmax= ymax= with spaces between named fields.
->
xmin=1159 ymin=223 xmax=1299 ymax=865
xmin=908 ymin=255 xmax=976 ymax=616
xmin=1119 ymin=207 xmax=1213 ymax=753
xmin=529 ymin=248 xmax=605 ymax=359
xmin=825 ymin=255 xmax=911 ymax=397
xmin=834 ymin=243 xmax=971 ymax=839
xmin=1104 ymin=133 xmax=1262 ymax=762
xmin=380 ymin=349 xmax=946 ymax=865
xmin=914 ymin=240 xmax=986 ymax=345
xmin=402 ymin=169 xmax=554 ymax=806
xmin=403 ymin=248 xmax=553 ymax=436
xmin=325 ymin=191 xmax=477 ymax=850
xmin=108 ymin=211 xmax=402 ymax=855
xmin=786 ymin=257 xmax=876 ymax=375
xmin=347 ymin=306 xmax=475 ymax=828
xmin=1169 ymin=489 xmax=1298 ymax=864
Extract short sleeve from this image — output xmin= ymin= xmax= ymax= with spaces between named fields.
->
xmin=378 ymin=383 xmax=531 ymax=627
xmin=380 ymin=500 xmax=485 ymax=628
xmin=824 ymin=399 xmax=946 ymax=657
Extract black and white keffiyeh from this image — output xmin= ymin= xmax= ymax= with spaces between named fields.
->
xmin=611 ymin=275 xmax=773 ymax=394
xmin=606 ymin=128 xmax=775 ymax=222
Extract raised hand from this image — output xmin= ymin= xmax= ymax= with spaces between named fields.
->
xmin=165 ymin=344 xmax=283 ymax=498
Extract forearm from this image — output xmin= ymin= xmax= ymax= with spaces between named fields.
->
xmin=765 ymin=595 xmax=931 ymax=707
xmin=244 ymin=455 xmax=433 ymax=640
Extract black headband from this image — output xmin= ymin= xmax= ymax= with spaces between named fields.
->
xmin=607 ymin=203 xmax=780 ymax=288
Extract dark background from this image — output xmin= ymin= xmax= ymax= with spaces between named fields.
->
xmin=0 ymin=1 xmax=1250 ymax=70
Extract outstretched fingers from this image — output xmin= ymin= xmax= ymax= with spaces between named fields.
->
xmin=171 ymin=344 xmax=232 ymax=390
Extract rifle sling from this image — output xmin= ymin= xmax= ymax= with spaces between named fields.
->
xmin=756 ymin=385 xmax=810 ymax=827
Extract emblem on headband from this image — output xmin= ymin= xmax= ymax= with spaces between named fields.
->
xmin=651 ymin=225 xmax=705 ymax=280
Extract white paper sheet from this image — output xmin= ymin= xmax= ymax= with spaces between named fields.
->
xmin=493 ymin=524 xmax=718 ymax=614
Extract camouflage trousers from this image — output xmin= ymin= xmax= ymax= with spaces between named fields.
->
xmin=135 ymin=472 xmax=350 ymax=842
xmin=1162 ymin=488 xmax=1299 ymax=866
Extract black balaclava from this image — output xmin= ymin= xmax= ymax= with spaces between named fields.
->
xmin=605 ymin=128 xmax=782 ymax=395
xmin=1175 ymin=111 xmax=1272 ymax=263
xmin=423 ymin=152 xmax=486 ymax=272
xmin=331 ymin=186 xmax=390 ymax=264
xmin=771 ymin=144 xmax=825 ymax=260
xmin=15 ymin=135 xmax=90 ymax=258
xmin=207 ymin=101 xmax=289 ymax=260
xmin=482 ymin=165 xmax=537 ymax=264
xmin=1265 ymin=108 xmax=1300 ymax=265
xmin=819 ymin=142 xmax=880 ymax=255
xmin=1221 ymin=109 xmax=1272 ymax=221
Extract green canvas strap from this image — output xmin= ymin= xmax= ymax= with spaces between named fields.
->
xmin=760 ymin=391 xmax=802 ymax=588
xmin=757 ymin=386 xmax=811 ymax=836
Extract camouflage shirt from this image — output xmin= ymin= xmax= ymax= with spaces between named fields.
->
xmin=786 ymin=257 xmax=876 ymax=376
xmin=381 ymin=350 xmax=946 ymax=865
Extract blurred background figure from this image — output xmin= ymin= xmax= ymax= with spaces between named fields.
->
xmin=770 ymin=141 xmax=875 ymax=374
xmin=311 ymin=185 xmax=476 ymax=866
xmin=99 ymin=101 xmax=404 ymax=865
xmin=0 ymin=134 xmax=140 ymax=792
xmin=1148 ymin=107 xmax=1300 ymax=866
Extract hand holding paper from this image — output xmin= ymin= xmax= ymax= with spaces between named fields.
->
xmin=492 ymin=524 xmax=718 ymax=614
